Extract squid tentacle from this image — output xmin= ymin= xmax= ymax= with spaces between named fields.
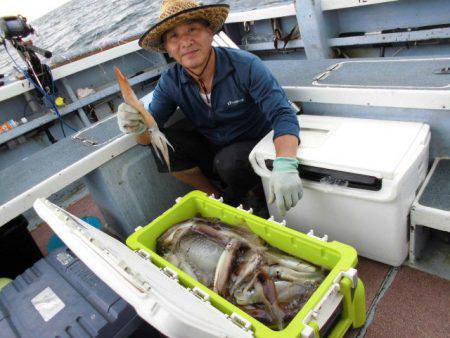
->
xmin=254 ymin=269 xmax=286 ymax=330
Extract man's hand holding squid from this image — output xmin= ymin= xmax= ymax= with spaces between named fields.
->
xmin=114 ymin=66 xmax=173 ymax=170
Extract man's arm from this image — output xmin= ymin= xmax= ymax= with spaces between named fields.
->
xmin=247 ymin=56 xmax=300 ymax=145
xmin=274 ymin=134 xmax=298 ymax=158
xmin=246 ymin=57 xmax=302 ymax=215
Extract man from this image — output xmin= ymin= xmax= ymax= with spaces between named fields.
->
xmin=117 ymin=0 xmax=303 ymax=216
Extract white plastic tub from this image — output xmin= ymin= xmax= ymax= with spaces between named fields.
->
xmin=249 ymin=115 xmax=430 ymax=266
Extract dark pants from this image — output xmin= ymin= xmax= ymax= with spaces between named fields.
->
xmin=149 ymin=127 xmax=262 ymax=205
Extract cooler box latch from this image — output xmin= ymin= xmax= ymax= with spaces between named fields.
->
xmin=301 ymin=268 xmax=358 ymax=338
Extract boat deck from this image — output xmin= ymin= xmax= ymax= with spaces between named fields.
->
xmin=30 ymin=193 xmax=450 ymax=338
xmin=3 ymin=56 xmax=449 ymax=336
xmin=266 ymin=58 xmax=450 ymax=89
xmin=3 ymin=56 xmax=449 ymax=227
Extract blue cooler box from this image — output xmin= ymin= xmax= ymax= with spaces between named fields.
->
xmin=0 ymin=247 xmax=143 ymax=337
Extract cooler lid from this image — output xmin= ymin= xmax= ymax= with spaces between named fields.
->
xmin=254 ymin=115 xmax=429 ymax=179
xmin=33 ymin=198 xmax=254 ymax=338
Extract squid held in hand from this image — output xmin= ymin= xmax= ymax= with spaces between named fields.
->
xmin=114 ymin=66 xmax=174 ymax=170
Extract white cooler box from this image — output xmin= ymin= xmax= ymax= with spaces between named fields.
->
xmin=249 ymin=115 xmax=430 ymax=266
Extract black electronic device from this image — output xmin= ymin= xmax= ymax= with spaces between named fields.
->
xmin=0 ymin=15 xmax=34 ymax=40
xmin=0 ymin=15 xmax=53 ymax=96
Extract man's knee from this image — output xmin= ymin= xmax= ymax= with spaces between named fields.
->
xmin=214 ymin=145 xmax=243 ymax=179
xmin=213 ymin=143 xmax=258 ymax=188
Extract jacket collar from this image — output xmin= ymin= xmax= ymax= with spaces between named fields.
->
xmin=179 ymin=47 xmax=234 ymax=85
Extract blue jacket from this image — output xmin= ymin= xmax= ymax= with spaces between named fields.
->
xmin=149 ymin=47 xmax=299 ymax=147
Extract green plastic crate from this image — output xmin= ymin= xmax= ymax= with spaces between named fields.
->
xmin=126 ymin=191 xmax=366 ymax=337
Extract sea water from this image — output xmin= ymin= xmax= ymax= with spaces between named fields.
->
xmin=0 ymin=0 xmax=291 ymax=80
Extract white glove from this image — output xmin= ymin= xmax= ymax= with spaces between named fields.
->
xmin=117 ymin=103 xmax=146 ymax=135
xmin=268 ymin=157 xmax=303 ymax=217
xmin=116 ymin=103 xmax=174 ymax=170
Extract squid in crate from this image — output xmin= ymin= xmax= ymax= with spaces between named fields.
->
xmin=157 ymin=217 xmax=327 ymax=330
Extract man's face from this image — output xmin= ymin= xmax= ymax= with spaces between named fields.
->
xmin=163 ymin=20 xmax=214 ymax=70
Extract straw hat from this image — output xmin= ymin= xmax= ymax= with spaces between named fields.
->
xmin=139 ymin=0 xmax=230 ymax=52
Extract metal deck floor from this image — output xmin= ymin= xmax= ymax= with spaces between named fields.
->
xmin=264 ymin=57 xmax=450 ymax=89
xmin=0 ymin=117 xmax=121 ymax=207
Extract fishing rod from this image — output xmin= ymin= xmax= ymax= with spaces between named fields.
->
xmin=0 ymin=15 xmax=76 ymax=136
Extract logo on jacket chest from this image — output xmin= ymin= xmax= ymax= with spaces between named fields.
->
xmin=227 ymin=98 xmax=245 ymax=107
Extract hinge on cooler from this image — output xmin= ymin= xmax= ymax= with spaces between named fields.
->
xmin=136 ymin=249 xmax=151 ymax=260
xmin=191 ymin=286 xmax=210 ymax=302
xmin=228 ymin=312 xmax=252 ymax=332
xmin=115 ymin=256 xmax=153 ymax=293
xmin=162 ymin=266 xmax=179 ymax=281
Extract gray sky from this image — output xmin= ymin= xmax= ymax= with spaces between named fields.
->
xmin=1 ymin=0 xmax=72 ymax=21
